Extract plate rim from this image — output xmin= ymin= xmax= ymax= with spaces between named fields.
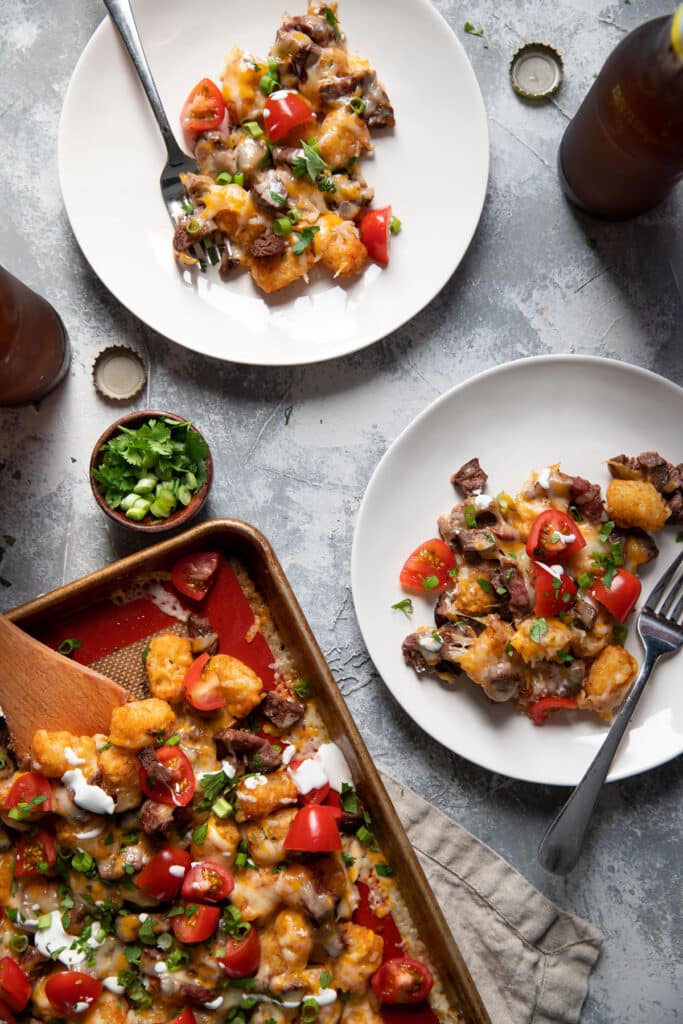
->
xmin=351 ymin=353 xmax=683 ymax=785
xmin=56 ymin=0 xmax=490 ymax=367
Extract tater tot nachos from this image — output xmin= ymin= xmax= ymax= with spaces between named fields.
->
xmin=0 ymin=555 xmax=451 ymax=1024
xmin=399 ymin=451 xmax=682 ymax=725
xmin=173 ymin=2 xmax=399 ymax=293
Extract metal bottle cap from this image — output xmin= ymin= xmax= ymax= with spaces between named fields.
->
xmin=510 ymin=43 xmax=563 ymax=101
xmin=92 ymin=346 xmax=146 ymax=401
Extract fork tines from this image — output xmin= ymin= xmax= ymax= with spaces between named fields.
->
xmin=645 ymin=550 xmax=683 ymax=620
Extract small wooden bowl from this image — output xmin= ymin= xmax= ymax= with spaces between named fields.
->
xmin=89 ymin=410 xmax=213 ymax=534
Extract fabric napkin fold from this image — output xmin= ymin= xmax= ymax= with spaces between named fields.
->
xmin=382 ymin=774 xmax=603 ymax=1024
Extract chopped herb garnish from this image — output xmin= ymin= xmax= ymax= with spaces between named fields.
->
xmin=8 ymin=793 xmax=48 ymax=821
xmin=356 ymin=824 xmax=374 ymax=845
xmin=464 ymin=21 xmax=484 ymax=35
xmin=259 ymin=57 xmax=280 ymax=95
xmin=320 ymin=970 xmax=333 ymax=988
xmin=476 ymin=578 xmax=492 ymax=594
xmin=577 ymin=572 xmax=594 ymax=590
xmin=341 ymin=852 xmax=355 ymax=867
xmin=389 ymin=215 xmax=402 ymax=235
xmin=530 ymin=617 xmax=548 ymax=643
xmin=269 ymin=190 xmax=286 ymax=206
xmin=141 ymin=645 xmax=150 ymax=666
xmin=317 ymin=175 xmax=336 ymax=193
xmin=613 ymin=624 xmax=628 ymax=645
xmin=599 ymin=520 xmax=616 ymax=543
xmin=57 ymin=637 xmax=83 ymax=657
xmin=464 ymin=503 xmax=477 ymax=528
xmin=292 ymin=678 xmax=311 ymax=700
xmin=448 ymin=566 xmax=459 ymax=578
xmin=422 ymin=575 xmax=440 ymax=591
xmin=138 ymin=917 xmax=157 ymax=945
xmin=505 ymin=641 xmax=515 ymax=658
xmin=348 ymin=95 xmax=366 ymax=116
xmin=284 ymin=403 xmax=294 ymax=425
xmin=292 ymin=139 xmax=326 ymax=184
xmin=391 ymin=597 xmax=414 ymax=615
xmin=301 ymin=997 xmax=319 ymax=1022
xmin=221 ymin=904 xmax=251 ymax=939
xmin=292 ymin=225 xmax=320 ymax=255
xmin=198 ymin=770 xmax=230 ymax=810
xmin=192 ymin=822 xmax=208 ymax=845
xmin=556 ymin=649 xmax=574 ymax=664
xmin=341 ymin=783 xmax=359 ymax=814
xmin=375 ymin=863 xmax=395 ymax=877
xmin=243 ymin=121 xmax=264 ymax=138
xmin=323 ymin=5 xmax=343 ymax=40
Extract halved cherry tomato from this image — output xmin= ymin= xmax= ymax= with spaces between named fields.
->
xmin=218 ymin=926 xmax=261 ymax=978
xmin=0 ymin=960 xmax=31 ymax=1014
xmin=263 ymin=90 xmax=314 ymax=142
xmin=283 ymin=804 xmax=342 ymax=852
xmin=180 ymin=79 xmax=225 ymax=134
xmin=4 ymin=772 xmax=52 ymax=818
xmin=526 ymin=510 xmax=586 ymax=562
xmin=181 ymin=861 xmax=235 ymax=903
xmin=399 ymin=537 xmax=456 ymax=594
xmin=0 ymin=998 xmax=16 ymax=1024
xmin=371 ymin=957 xmax=434 ymax=1005
xmin=135 ymin=847 xmax=191 ymax=901
xmin=15 ymin=828 xmax=56 ymax=878
xmin=183 ymin=653 xmax=226 ymax=711
xmin=45 ymin=973 xmax=102 ymax=1015
xmin=140 ymin=746 xmax=195 ymax=807
xmin=591 ymin=568 xmax=641 ymax=623
xmin=359 ymin=206 xmax=392 ymax=266
xmin=533 ymin=563 xmax=578 ymax=616
xmin=171 ymin=552 xmax=221 ymax=601
xmin=171 ymin=903 xmax=220 ymax=945
xmin=288 ymin=757 xmax=330 ymax=806
xmin=169 ymin=1011 xmax=196 ymax=1024
xmin=529 ymin=696 xmax=578 ymax=726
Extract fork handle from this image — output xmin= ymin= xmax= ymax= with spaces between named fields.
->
xmin=102 ymin=0 xmax=187 ymax=167
xmin=537 ymin=644 xmax=659 ymax=875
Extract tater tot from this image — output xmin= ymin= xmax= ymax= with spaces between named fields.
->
xmin=317 ymin=108 xmax=371 ymax=168
xmin=511 ymin=616 xmax=575 ymax=665
xmin=97 ymin=744 xmax=143 ymax=811
xmin=580 ymin=644 xmax=638 ymax=716
xmin=201 ymin=654 xmax=265 ymax=721
xmin=31 ymin=731 xmax=98 ymax=779
xmin=145 ymin=633 xmax=193 ymax=704
xmin=248 ymin=248 xmax=315 ymax=295
xmin=320 ymin=220 xmax=368 ymax=278
xmin=333 ymin=923 xmax=384 ymax=994
xmin=234 ymin=770 xmax=298 ymax=822
xmin=606 ymin=479 xmax=670 ymax=531
xmin=109 ymin=698 xmax=176 ymax=750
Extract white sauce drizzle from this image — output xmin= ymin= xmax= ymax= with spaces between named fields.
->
xmin=147 ymin=583 xmax=190 ymax=622
xmin=204 ymin=997 xmax=223 ymax=1010
xmin=417 ymin=633 xmax=443 ymax=653
xmin=168 ymin=865 xmax=186 ymax=878
xmin=62 ymin=769 xmax=115 ymax=815
xmin=103 ymin=978 xmax=126 ymax=995
xmin=288 ymin=743 xmax=353 ymax=794
xmin=281 ymin=744 xmax=297 ymax=766
xmin=64 ymin=746 xmax=85 ymax=767
xmin=74 ymin=826 xmax=104 ymax=840
xmin=473 ymin=493 xmax=493 ymax=510
xmin=35 ymin=913 xmax=105 ymax=968
xmin=537 ymin=466 xmax=552 ymax=490
xmin=534 ymin=561 xmax=565 ymax=581
xmin=243 ymin=774 xmax=268 ymax=790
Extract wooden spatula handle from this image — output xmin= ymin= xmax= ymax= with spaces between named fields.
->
xmin=0 ymin=615 xmax=128 ymax=757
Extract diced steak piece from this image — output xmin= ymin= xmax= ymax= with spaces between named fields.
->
xmin=458 ymin=528 xmax=497 ymax=556
xmin=318 ymin=69 xmax=395 ymax=128
xmin=187 ymin=614 xmax=219 ymax=655
xmin=250 ymin=231 xmax=287 ymax=258
xmin=251 ymin=171 xmax=288 ymax=211
xmin=623 ymin=527 xmax=659 ymax=565
xmin=272 ymin=145 xmax=304 ymax=167
xmin=561 ymin=473 xmax=606 ymax=523
xmin=140 ymin=800 xmax=175 ymax=835
xmin=214 ymin=728 xmax=282 ymax=773
xmin=181 ymin=172 xmax=214 ymax=201
xmin=194 ymin=131 xmax=238 ymax=177
xmin=572 ymin=598 xmax=597 ymax=632
xmin=401 ymin=634 xmax=432 ymax=675
xmin=319 ymin=70 xmax=373 ymax=104
xmin=493 ymin=563 xmax=531 ymax=617
xmin=451 ymin=457 xmax=488 ymax=497
xmin=274 ymin=29 xmax=321 ymax=82
xmin=279 ymin=12 xmax=338 ymax=46
xmin=179 ymin=984 xmax=219 ymax=1007
xmin=480 ymin=664 xmax=521 ymax=703
xmin=138 ymin=747 xmax=173 ymax=786
xmin=261 ymin=693 xmax=305 ymax=730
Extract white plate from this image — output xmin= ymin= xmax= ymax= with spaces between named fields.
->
xmin=58 ymin=0 xmax=488 ymax=366
xmin=352 ymin=356 xmax=683 ymax=786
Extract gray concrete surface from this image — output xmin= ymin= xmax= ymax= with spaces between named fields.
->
xmin=1 ymin=0 xmax=682 ymax=1020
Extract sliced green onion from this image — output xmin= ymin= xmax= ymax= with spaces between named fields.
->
xmin=272 ymin=216 xmax=293 ymax=237
xmin=288 ymin=208 xmax=302 ymax=224
xmin=233 ymin=172 xmax=245 ymax=187
xmin=185 ymin=219 xmax=202 ymax=235
xmin=390 ymin=215 xmax=402 ymax=234
xmin=133 ymin=476 xmax=157 ymax=494
xmin=120 ymin=493 xmax=139 ymax=512
xmin=177 ymin=486 xmax=193 ymax=507
xmin=215 ymin=172 xmax=233 ymax=185
xmin=9 ymin=935 xmax=29 ymax=953
xmin=243 ymin=122 xmax=263 ymax=138
xmin=126 ymin=499 xmax=151 ymax=522
xmin=211 ymin=796 xmax=232 ymax=819
xmin=348 ymin=96 xmax=366 ymax=115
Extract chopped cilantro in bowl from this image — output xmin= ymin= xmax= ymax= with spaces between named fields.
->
xmin=89 ymin=411 xmax=212 ymax=533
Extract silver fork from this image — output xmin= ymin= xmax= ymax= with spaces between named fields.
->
xmin=538 ymin=550 xmax=683 ymax=875
xmin=102 ymin=0 xmax=225 ymax=270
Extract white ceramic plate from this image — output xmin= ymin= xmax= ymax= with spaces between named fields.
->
xmin=352 ymin=356 xmax=683 ymax=786
xmin=58 ymin=0 xmax=488 ymax=366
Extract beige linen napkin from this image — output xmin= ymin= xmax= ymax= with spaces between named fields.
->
xmin=383 ymin=774 xmax=602 ymax=1024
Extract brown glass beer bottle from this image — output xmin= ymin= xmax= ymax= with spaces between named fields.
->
xmin=0 ymin=265 xmax=70 ymax=406
xmin=558 ymin=6 xmax=683 ymax=218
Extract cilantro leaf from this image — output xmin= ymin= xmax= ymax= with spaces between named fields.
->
xmin=292 ymin=139 xmax=326 ymax=184
xmin=530 ymin=617 xmax=547 ymax=643
xmin=292 ymin=226 xmax=320 ymax=255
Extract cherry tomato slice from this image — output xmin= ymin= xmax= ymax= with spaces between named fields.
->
xmin=263 ymin=90 xmax=314 ymax=142
xmin=533 ymin=563 xmax=578 ymax=616
xmin=218 ymin=926 xmax=261 ymax=979
xmin=0 ymin=959 xmax=31 ymax=1014
xmin=181 ymin=860 xmax=235 ymax=903
xmin=399 ymin=537 xmax=456 ymax=594
xmin=526 ymin=510 xmax=586 ymax=562
xmin=171 ymin=903 xmax=220 ymax=945
xmin=183 ymin=652 xmax=227 ymax=711
xmin=529 ymin=696 xmax=579 ymax=726
xmin=359 ymin=206 xmax=392 ymax=265
xmin=169 ymin=1011 xmax=196 ymax=1024
xmin=171 ymin=552 xmax=221 ymax=601
xmin=283 ymin=804 xmax=342 ymax=852
xmin=180 ymin=79 xmax=225 ymax=133
xmin=4 ymin=772 xmax=52 ymax=818
xmin=371 ymin=957 xmax=434 ymax=1005
xmin=45 ymin=972 xmax=102 ymax=1015
xmin=16 ymin=828 xmax=56 ymax=878
xmin=288 ymin=758 xmax=330 ymax=806
xmin=135 ymin=847 xmax=191 ymax=901
xmin=140 ymin=746 xmax=196 ymax=807
xmin=0 ymin=997 xmax=16 ymax=1024
xmin=591 ymin=568 xmax=641 ymax=623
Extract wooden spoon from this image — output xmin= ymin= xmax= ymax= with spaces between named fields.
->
xmin=0 ymin=615 xmax=128 ymax=757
